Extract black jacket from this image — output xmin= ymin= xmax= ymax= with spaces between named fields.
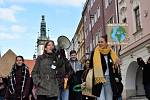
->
xmin=56 ymin=57 xmax=74 ymax=89
xmin=0 ymin=78 xmax=7 ymax=97
xmin=92 ymin=52 xmax=123 ymax=98
xmin=137 ymin=58 xmax=150 ymax=84
xmin=142 ymin=63 xmax=150 ymax=84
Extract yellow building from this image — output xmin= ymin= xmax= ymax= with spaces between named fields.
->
xmin=75 ymin=18 xmax=85 ymax=63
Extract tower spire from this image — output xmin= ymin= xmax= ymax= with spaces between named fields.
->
xmin=40 ymin=15 xmax=47 ymax=38
xmin=37 ymin=15 xmax=49 ymax=56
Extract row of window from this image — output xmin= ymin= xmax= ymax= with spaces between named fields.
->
xmin=85 ymin=31 xmax=101 ymax=53
xmin=95 ymin=6 xmax=141 ymax=32
xmin=84 ymin=0 xmax=112 ymax=23
xmin=84 ymin=1 xmax=142 ymax=53
xmin=107 ymin=16 xmax=114 ymax=24
xmin=134 ymin=6 xmax=141 ymax=31
xmin=90 ymin=0 xmax=113 ymax=10
xmin=77 ymin=44 xmax=84 ymax=60
xmin=84 ymin=0 xmax=113 ymax=39
xmin=120 ymin=5 xmax=141 ymax=32
xmin=84 ymin=16 xmax=114 ymax=43
xmin=92 ymin=6 xmax=101 ymax=27
xmin=84 ymin=6 xmax=101 ymax=39
xmin=105 ymin=0 xmax=113 ymax=8
xmin=90 ymin=0 xmax=95 ymax=8
xmin=77 ymin=29 xmax=84 ymax=43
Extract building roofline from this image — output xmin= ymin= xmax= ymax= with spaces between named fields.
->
xmin=71 ymin=17 xmax=83 ymax=42
xmin=82 ymin=0 xmax=89 ymax=16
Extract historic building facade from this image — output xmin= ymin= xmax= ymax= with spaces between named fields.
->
xmin=82 ymin=0 xmax=118 ymax=54
xmin=119 ymin=0 xmax=150 ymax=99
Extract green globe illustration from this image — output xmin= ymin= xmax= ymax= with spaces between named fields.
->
xmin=110 ymin=26 xmax=126 ymax=43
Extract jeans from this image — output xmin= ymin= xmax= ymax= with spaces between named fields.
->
xmin=0 ymin=96 xmax=4 ymax=100
xmin=58 ymin=89 xmax=69 ymax=100
xmin=97 ymin=75 xmax=113 ymax=100
xmin=118 ymin=96 xmax=122 ymax=100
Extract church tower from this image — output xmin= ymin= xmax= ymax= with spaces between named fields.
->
xmin=37 ymin=15 xmax=49 ymax=55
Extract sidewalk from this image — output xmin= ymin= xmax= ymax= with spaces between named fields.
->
xmin=128 ymin=96 xmax=148 ymax=100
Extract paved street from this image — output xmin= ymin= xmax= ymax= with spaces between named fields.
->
xmin=128 ymin=96 xmax=148 ymax=100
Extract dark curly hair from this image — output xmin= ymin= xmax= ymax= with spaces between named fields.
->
xmin=16 ymin=56 xmax=24 ymax=62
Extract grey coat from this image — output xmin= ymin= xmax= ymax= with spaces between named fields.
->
xmin=32 ymin=53 xmax=62 ymax=97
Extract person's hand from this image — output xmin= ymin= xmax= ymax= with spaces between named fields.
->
xmin=29 ymin=94 xmax=32 ymax=100
xmin=23 ymin=95 xmax=25 ymax=99
xmin=115 ymin=78 xmax=119 ymax=82
xmin=0 ymin=84 xmax=4 ymax=89
xmin=64 ymin=78 xmax=68 ymax=81
xmin=81 ymin=82 xmax=86 ymax=89
xmin=64 ymin=78 xmax=68 ymax=89
xmin=116 ymin=59 xmax=122 ymax=65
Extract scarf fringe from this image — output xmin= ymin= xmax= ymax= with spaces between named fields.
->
xmin=95 ymin=77 xmax=106 ymax=84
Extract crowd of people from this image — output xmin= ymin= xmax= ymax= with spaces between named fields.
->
xmin=0 ymin=35 xmax=149 ymax=100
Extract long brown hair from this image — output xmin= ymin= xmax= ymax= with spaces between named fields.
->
xmin=43 ymin=40 xmax=55 ymax=54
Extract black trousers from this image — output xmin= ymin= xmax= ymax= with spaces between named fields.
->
xmin=82 ymin=95 xmax=96 ymax=100
xmin=5 ymin=95 xmax=29 ymax=100
xmin=144 ymin=83 xmax=150 ymax=100
xmin=69 ymin=91 xmax=82 ymax=100
xmin=69 ymin=82 xmax=82 ymax=100
xmin=37 ymin=95 xmax=57 ymax=100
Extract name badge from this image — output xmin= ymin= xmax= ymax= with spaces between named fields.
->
xmin=76 ymin=68 xmax=80 ymax=71
xmin=110 ymin=59 xmax=112 ymax=62
xmin=51 ymin=65 xmax=56 ymax=69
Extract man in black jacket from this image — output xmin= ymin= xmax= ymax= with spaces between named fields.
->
xmin=69 ymin=50 xmax=83 ymax=100
xmin=137 ymin=57 xmax=150 ymax=100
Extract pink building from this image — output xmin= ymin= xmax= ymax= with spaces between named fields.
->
xmin=119 ymin=0 xmax=150 ymax=99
